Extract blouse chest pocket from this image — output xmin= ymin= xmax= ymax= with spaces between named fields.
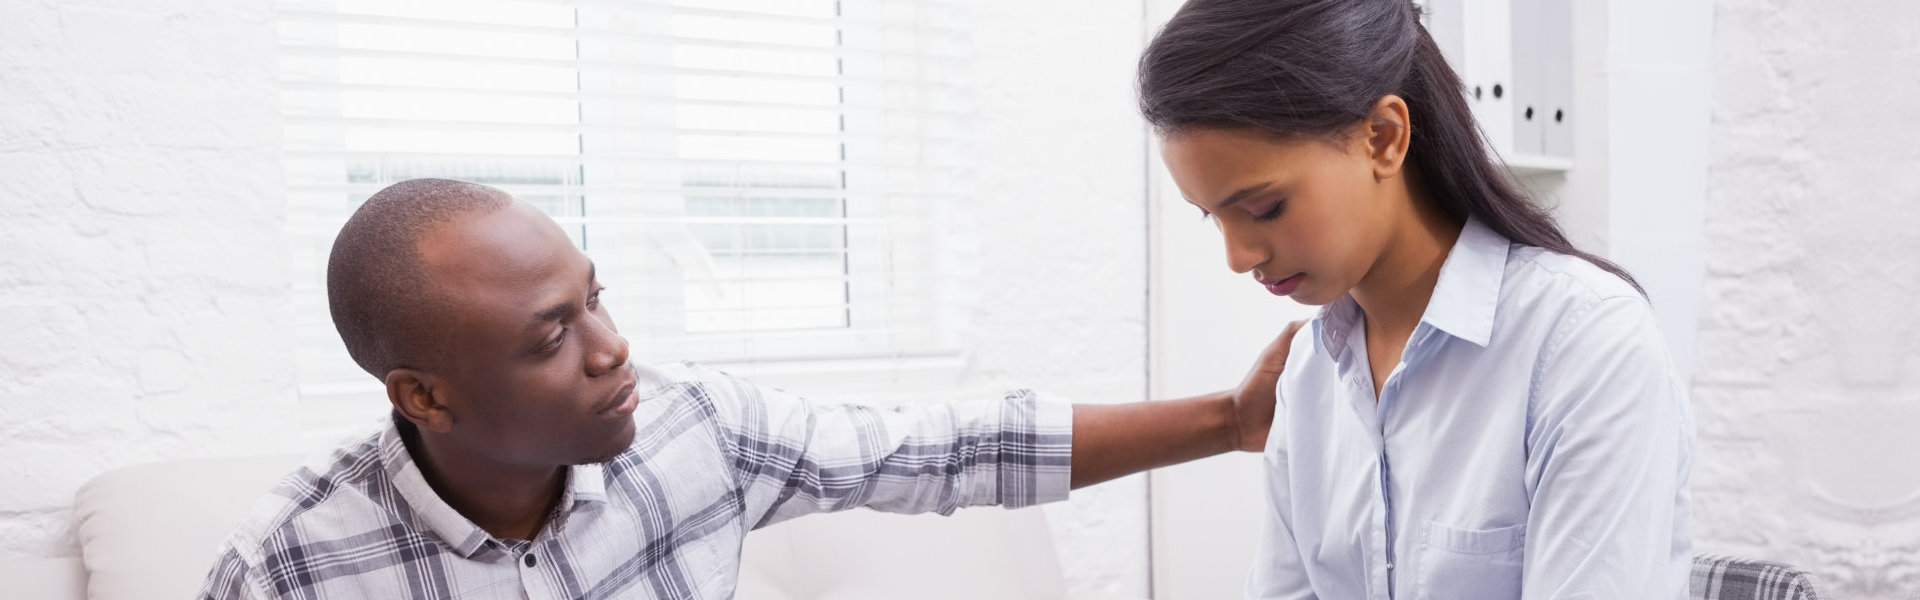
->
xmin=1414 ymin=521 xmax=1526 ymax=600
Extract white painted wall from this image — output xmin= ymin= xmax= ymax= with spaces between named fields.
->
xmin=0 ymin=0 xmax=1157 ymax=594
xmin=1603 ymin=0 xmax=1714 ymax=383
xmin=963 ymin=1 xmax=1153 ymax=595
xmin=1694 ymin=0 xmax=1920 ymax=596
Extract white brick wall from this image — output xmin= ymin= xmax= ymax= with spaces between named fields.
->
xmin=0 ymin=0 xmax=301 ymax=560
xmin=0 ymin=0 xmax=1153 ymax=593
xmin=1696 ymin=0 xmax=1920 ymax=596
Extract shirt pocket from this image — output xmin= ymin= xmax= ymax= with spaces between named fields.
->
xmin=1415 ymin=521 xmax=1526 ymax=600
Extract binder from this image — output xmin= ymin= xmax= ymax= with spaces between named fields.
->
xmin=1463 ymin=0 xmax=1515 ymax=157
xmin=1541 ymin=0 xmax=1574 ymax=158
xmin=1510 ymin=0 xmax=1545 ymax=156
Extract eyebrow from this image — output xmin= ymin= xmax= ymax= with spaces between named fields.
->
xmin=1213 ymin=182 xmax=1274 ymax=211
xmin=526 ymin=262 xmax=597 ymax=332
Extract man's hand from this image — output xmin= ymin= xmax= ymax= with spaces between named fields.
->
xmin=1068 ymin=320 xmax=1307 ymax=488
xmin=1226 ymin=321 xmax=1307 ymax=452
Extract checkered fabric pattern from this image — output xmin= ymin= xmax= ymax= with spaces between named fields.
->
xmin=197 ymin=361 xmax=1072 ymax=600
xmin=1691 ymin=554 xmax=1823 ymax=600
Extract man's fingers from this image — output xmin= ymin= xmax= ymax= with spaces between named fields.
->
xmin=1259 ymin=320 xmax=1307 ymax=372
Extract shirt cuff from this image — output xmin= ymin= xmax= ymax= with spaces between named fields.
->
xmin=994 ymin=390 xmax=1073 ymax=508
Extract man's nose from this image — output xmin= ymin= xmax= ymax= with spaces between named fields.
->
xmin=584 ymin=314 xmax=630 ymax=376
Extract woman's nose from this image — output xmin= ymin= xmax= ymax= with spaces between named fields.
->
xmin=1218 ymin=220 xmax=1268 ymax=274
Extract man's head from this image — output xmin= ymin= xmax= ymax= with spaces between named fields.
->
xmin=328 ymin=179 xmax=640 ymax=466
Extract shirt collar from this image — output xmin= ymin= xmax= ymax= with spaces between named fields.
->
xmin=1420 ymin=216 xmax=1509 ymax=348
xmin=1315 ymin=216 xmax=1510 ymax=351
xmin=380 ymin=418 xmax=609 ymax=558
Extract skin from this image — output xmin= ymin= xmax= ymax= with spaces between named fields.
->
xmin=378 ymin=197 xmax=1302 ymax=542
xmin=1160 ymin=95 xmax=1464 ymax=399
xmin=388 ymin=201 xmax=638 ymax=540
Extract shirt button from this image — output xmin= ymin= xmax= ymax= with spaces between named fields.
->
xmin=1386 ymin=562 xmax=1395 ymax=570
xmin=524 ymin=553 xmax=538 ymax=568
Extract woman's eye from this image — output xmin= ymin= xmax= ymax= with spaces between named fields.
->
xmin=1250 ymin=201 xmax=1285 ymax=222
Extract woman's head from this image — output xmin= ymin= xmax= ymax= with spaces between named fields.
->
xmin=1140 ymin=0 xmax=1639 ymax=301
xmin=1158 ymin=98 xmax=1420 ymax=306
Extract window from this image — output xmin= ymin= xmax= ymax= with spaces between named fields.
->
xmin=280 ymin=0 xmax=971 ymax=399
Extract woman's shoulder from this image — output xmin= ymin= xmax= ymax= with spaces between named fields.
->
xmin=1490 ymin=245 xmax=1666 ymax=366
xmin=1501 ymin=245 xmax=1648 ymax=317
xmin=1506 ymin=245 xmax=1642 ymax=301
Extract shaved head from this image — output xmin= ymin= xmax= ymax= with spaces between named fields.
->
xmin=327 ymin=178 xmax=513 ymax=378
xmin=329 ymin=178 xmax=638 ymax=467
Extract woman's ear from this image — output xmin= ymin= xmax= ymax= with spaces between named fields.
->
xmin=1364 ymin=94 xmax=1413 ymax=182
xmin=386 ymin=368 xmax=455 ymax=433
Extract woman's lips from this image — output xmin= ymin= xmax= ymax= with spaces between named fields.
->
xmin=1262 ymin=273 xmax=1305 ymax=296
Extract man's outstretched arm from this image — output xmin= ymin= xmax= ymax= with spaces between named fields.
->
xmin=704 ymin=320 xmax=1304 ymax=527
xmin=1070 ymin=321 xmax=1303 ymax=489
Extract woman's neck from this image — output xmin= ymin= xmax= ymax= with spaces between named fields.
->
xmin=1350 ymin=197 xmax=1462 ymax=342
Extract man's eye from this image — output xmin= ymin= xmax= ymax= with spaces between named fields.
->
xmin=540 ymin=330 xmax=565 ymax=352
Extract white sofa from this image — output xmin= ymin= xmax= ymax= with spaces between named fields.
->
xmin=2 ymin=455 xmax=1138 ymax=600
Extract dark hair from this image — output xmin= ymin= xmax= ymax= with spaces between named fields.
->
xmin=1139 ymin=0 xmax=1641 ymax=293
xmin=328 ymin=178 xmax=512 ymax=378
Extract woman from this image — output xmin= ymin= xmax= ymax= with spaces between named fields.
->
xmin=1138 ymin=0 xmax=1692 ymax=598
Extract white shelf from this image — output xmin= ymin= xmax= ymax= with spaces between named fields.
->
xmin=1506 ymin=153 xmax=1574 ymax=176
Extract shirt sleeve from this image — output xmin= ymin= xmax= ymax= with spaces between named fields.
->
xmin=1245 ymin=332 xmax=1321 ymax=600
xmin=1522 ymin=296 xmax=1694 ymax=599
xmin=682 ymin=364 xmax=1074 ymax=530
xmin=198 ymin=544 xmax=274 ymax=600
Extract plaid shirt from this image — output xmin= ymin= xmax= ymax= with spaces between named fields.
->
xmin=198 ymin=361 xmax=1073 ymax=600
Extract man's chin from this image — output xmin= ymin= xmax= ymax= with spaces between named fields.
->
xmin=577 ymin=419 xmax=638 ymax=465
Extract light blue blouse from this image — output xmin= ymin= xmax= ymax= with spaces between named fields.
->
xmin=1247 ymin=218 xmax=1693 ymax=599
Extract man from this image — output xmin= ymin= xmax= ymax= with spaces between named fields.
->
xmin=199 ymin=179 xmax=1300 ymax=599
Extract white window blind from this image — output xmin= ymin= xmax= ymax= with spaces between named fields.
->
xmin=280 ymin=0 xmax=973 ymax=399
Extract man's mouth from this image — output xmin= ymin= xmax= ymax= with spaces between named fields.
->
xmin=598 ymin=381 xmax=639 ymax=417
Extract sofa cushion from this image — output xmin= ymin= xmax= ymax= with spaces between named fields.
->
xmin=737 ymin=507 xmax=1069 ymax=600
xmin=73 ymin=455 xmax=1099 ymax=600
xmin=73 ymin=455 xmax=304 ymax=600
xmin=0 ymin=557 xmax=87 ymax=600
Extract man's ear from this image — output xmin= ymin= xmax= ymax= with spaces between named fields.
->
xmin=1362 ymin=94 xmax=1413 ymax=182
xmin=386 ymin=368 xmax=455 ymax=433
